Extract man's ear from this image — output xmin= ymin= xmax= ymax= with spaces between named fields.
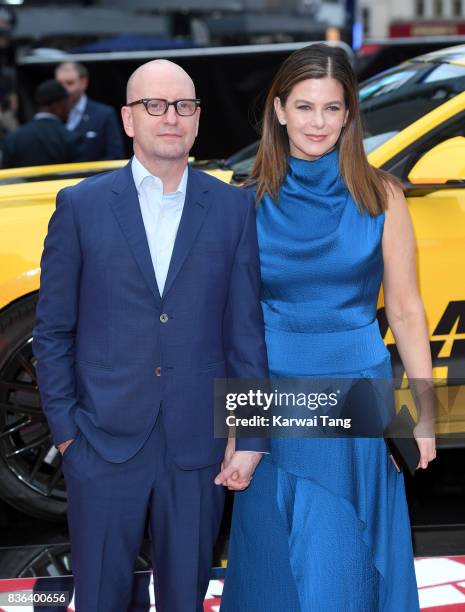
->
xmin=195 ymin=106 xmax=201 ymax=137
xmin=121 ymin=106 xmax=134 ymax=138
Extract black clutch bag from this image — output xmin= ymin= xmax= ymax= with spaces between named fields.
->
xmin=384 ymin=405 xmax=420 ymax=476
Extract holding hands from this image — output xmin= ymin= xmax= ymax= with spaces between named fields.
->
xmin=215 ymin=438 xmax=263 ymax=491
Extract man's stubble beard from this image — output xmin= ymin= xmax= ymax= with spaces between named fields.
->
xmin=152 ymin=140 xmax=193 ymax=161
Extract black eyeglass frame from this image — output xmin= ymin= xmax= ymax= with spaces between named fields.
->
xmin=126 ymin=98 xmax=201 ymax=116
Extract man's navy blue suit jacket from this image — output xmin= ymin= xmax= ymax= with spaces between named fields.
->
xmin=74 ymin=97 xmax=125 ymax=161
xmin=33 ymin=162 xmax=269 ymax=468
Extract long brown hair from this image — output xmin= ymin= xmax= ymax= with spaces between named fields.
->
xmin=252 ymin=43 xmax=394 ymax=215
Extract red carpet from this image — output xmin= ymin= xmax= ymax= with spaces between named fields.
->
xmin=1 ymin=557 xmax=465 ymax=610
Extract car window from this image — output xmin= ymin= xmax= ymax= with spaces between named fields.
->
xmin=420 ymin=63 xmax=465 ymax=83
xmin=360 ymin=61 xmax=465 ymax=140
xmin=359 ymin=69 xmax=418 ymax=101
xmin=363 ymin=132 xmax=399 ymax=154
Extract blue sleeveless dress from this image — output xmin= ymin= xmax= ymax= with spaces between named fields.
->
xmin=221 ymin=149 xmax=419 ymax=611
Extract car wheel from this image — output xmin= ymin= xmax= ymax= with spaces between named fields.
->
xmin=0 ymin=536 xmax=152 ymax=578
xmin=0 ymin=294 xmax=67 ymax=521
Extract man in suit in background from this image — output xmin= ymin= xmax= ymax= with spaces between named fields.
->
xmin=33 ymin=59 xmax=268 ymax=612
xmin=55 ymin=61 xmax=124 ymax=161
xmin=2 ymin=79 xmax=83 ymax=168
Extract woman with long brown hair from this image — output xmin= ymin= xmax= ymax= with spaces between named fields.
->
xmin=220 ymin=43 xmax=435 ymax=611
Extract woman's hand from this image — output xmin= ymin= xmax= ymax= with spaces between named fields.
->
xmin=383 ymin=184 xmax=437 ymax=473
xmin=414 ymin=427 xmax=436 ymax=470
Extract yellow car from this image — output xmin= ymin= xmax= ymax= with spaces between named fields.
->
xmin=1 ymin=45 xmax=465 ymax=520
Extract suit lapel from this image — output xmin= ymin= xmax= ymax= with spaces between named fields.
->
xmin=109 ymin=162 xmax=161 ymax=303
xmin=162 ymin=166 xmax=210 ymax=298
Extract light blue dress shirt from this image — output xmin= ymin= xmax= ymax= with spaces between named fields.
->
xmin=66 ymin=94 xmax=87 ymax=131
xmin=131 ymin=155 xmax=188 ymax=296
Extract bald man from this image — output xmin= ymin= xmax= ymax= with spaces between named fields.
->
xmin=33 ymin=59 xmax=269 ymax=611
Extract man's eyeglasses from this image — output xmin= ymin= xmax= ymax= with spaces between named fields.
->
xmin=127 ymin=98 xmax=201 ymax=117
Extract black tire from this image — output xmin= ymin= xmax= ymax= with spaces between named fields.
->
xmin=0 ymin=535 xmax=71 ymax=579
xmin=0 ymin=294 xmax=67 ymax=521
xmin=0 ymin=535 xmax=152 ymax=579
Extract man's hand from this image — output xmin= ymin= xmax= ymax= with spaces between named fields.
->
xmin=58 ymin=439 xmax=74 ymax=456
xmin=215 ymin=450 xmax=263 ymax=491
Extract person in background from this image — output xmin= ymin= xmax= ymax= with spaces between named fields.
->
xmin=0 ymin=34 xmax=18 ymax=157
xmin=0 ymin=9 xmax=18 ymax=158
xmin=55 ymin=61 xmax=125 ymax=161
xmin=2 ymin=79 xmax=83 ymax=168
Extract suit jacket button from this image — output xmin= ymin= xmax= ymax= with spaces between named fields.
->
xmin=155 ymin=367 xmax=162 ymax=376
xmin=160 ymin=313 xmax=169 ymax=323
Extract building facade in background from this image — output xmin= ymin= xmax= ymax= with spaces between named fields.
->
xmin=360 ymin=0 xmax=465 ymax=38
xmin=9 ymin=0 xmax=347 ymax=49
